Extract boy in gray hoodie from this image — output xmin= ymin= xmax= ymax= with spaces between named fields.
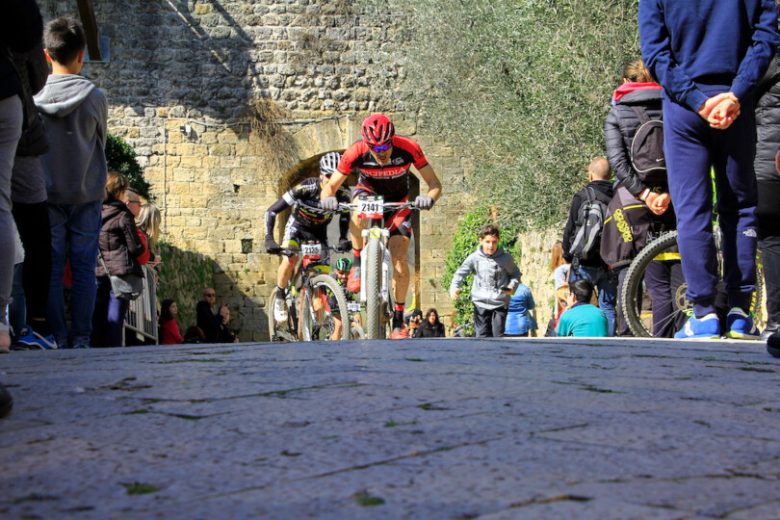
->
xmin=449 ymin=224 xmax=521 ymax=337
xmin=35 ymin=16 xmax=107 ymax=349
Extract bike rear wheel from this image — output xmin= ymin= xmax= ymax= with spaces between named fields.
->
xmin=365 ymin=234 xmax=385 ymax=339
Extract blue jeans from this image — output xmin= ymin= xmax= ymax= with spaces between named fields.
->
xmin=47 ymin=201 xmax=102 ymax=347
xmin=570 ymin=265 xmax=618 ymax=336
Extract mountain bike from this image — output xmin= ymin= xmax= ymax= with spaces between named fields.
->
xmin=268 ymin=243 xmax=350 ymax=342
xmin=620 ymin=227 xmax=765 ymax=337
xmin=341 ymin=197 xmax=419 ymax=339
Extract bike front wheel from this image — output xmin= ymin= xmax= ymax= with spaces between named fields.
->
xmin=299 ymin=275 xmax=351 ymax=341
xmin=365 ymin=234 xmax=386 ymax=339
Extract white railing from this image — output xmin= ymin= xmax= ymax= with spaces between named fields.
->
xmin=123 ymin=265 xmax=158 ymax=346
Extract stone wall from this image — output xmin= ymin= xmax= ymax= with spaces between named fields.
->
xmin=514 ymin=226 xmax=565 ymax=335
xmin=41 ymin=0 xmax=475 ymax=340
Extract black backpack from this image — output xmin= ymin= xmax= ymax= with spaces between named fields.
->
xmin=569 ymin=187 xmax=611 ymax=263
xmin=630 ymin=106 xmax=665 ymax=182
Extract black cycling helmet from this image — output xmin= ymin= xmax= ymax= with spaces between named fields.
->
xmin=335 ymin=257 xmax=352 ymax=273
xmin=319 ymin=152 xmax=341 ymax=177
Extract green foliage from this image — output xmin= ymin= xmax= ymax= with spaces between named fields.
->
xmin=156 ymin=242 xmax=218 ymax=331
xmin=364 ymin=0 xmax=639 ymax=230
xmin=106 ymin=133 xmax=153 ymax=200
xmin=442 ymin=207 xmax=522 ymax=335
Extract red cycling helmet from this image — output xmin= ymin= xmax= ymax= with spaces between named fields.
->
xmin=361 ymin=114 xmax=395 ymax=147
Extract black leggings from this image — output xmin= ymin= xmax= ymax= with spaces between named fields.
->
xmin=758 ymin=180 xmax=780 ymax=325
xmin=12 ymin=201 xmax=51 ymax=325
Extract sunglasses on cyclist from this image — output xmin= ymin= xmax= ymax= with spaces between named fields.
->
xmin=370 ymin=143 xmax=391 ymax=153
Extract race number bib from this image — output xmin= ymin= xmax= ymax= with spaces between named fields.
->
xmin=358 ymin=196 xmax=384 ymax=220
xmin=347 ymin=302 xmax=361 ymax=313
xmin=301 ymin=242 xmax=322 ymax=257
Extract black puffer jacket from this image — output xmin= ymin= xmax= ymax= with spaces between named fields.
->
xmin=604 ymin=87 xmax=664 ymax=197
xmin=0 ymin=0 xmax=43 ymax=101
xmin=96 ymin=198 xmax=144 ymax=278
xmin=755 ymin=52 xmax=780 ymax=184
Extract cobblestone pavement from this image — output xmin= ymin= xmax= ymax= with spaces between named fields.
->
xmin=1 ymin=337 xmax=779 ymax=519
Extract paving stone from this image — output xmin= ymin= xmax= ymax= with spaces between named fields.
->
xmin=1 ymin=337 xmax=779 ymax=519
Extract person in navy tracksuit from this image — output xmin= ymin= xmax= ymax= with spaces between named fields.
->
xmin=639 ymin=0 xmax=780 ymax=339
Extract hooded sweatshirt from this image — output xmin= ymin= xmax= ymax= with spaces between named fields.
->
xmin=449 ymin=246 xmax=521 ymax=310
xmin=34 ymin=74 xmax=107 ymax=205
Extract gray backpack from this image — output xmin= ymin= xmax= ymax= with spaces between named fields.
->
xmin=569 ymin=187 xmax=611 ymax=263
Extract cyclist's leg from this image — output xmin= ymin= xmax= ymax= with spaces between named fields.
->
xmin=349 ymin=186 xmax=371 ymax=252
xmin=712 ymin=105 xmax=758 ymax=312
xmin=277 ymin=219 xmax=300 ymax=289
xmin=386 ymin=201 xmax=414 ymax=305
xmin=331 ymin=315 xmax=343 ymax=341
xmin=388 ymin=235 xmax=410 ymax=305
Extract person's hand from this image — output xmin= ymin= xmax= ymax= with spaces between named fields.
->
xmin=414 ymin=195 xmax=434 ymax=210
xmin=335 ymin=238 xmax=352 ymax=253
xmin=265 ymin=238 xmax=282 ymax=254
xmin=698 ymin=92 xmax=739 ymax=129
xmin=650 ymin=192 xmax=671 ymax=215
xmin=698 ymin=92 xmax=734 ymax=120
xmin=708 ymin=97 xmax=740 ymax=129
xmin=450 ymin=287 xmax=461 ymax=300
xmin=320 ymin=196 xmax=339 ymax=211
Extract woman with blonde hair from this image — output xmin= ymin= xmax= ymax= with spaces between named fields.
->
xmin=135 ymin=202 xmax=161 ymax=268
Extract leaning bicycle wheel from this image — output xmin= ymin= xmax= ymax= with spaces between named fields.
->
xmin=622 ymin=230 xmax=766 ymax=337
xmin=309 ymin=274 xmax=351 ymax=341
xmin=365 ymin=233 xmax=385 ymax=339
xmin=621 ymin=231 xmax=687 ymax=337
xmin=268 ymin=286 xmax=297 ymax=342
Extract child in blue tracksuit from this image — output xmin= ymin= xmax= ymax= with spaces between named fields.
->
xmin=639 ymin=0 xmax=779 ymax=339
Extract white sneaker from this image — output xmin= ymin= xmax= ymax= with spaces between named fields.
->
xmin=274 ymin=294 xmax=289 ymax=322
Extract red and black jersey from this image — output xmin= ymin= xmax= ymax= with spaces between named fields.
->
xmin=337 ymin=135 xmax=429 ymax=202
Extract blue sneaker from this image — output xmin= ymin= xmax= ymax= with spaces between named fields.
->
xmin=725 ymin=308 xmax=760 ymax=340
xmin=16 ymin=328 xmax=58 ymax=350
xmin=674 ymin=313 xmax=721 ymax=339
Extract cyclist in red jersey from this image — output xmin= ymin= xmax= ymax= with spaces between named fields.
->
xmin=320 ymin=114 xmax=442 ymax=339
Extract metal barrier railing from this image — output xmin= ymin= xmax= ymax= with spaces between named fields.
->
xmin=123 ymin=265 xmax=158 ymax=346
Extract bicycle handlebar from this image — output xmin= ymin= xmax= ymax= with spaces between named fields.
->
xmin=293 ymin=200 xmax=421 ymax=214
xmin=271 ymin=245 xmax=341 ymax=258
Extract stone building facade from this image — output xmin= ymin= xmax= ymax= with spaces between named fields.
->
xmin=39 ymin=0 xmax=481 ymax=340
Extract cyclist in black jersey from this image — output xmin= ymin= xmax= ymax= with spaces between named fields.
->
xmin=319 ymin=114 xmax=442 ymax=339
xmin=264 ymin=152 xmax=351 ymax=323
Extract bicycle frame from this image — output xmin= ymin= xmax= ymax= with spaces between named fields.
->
xmin=339 ymin=197 xmax=418 ymax=338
